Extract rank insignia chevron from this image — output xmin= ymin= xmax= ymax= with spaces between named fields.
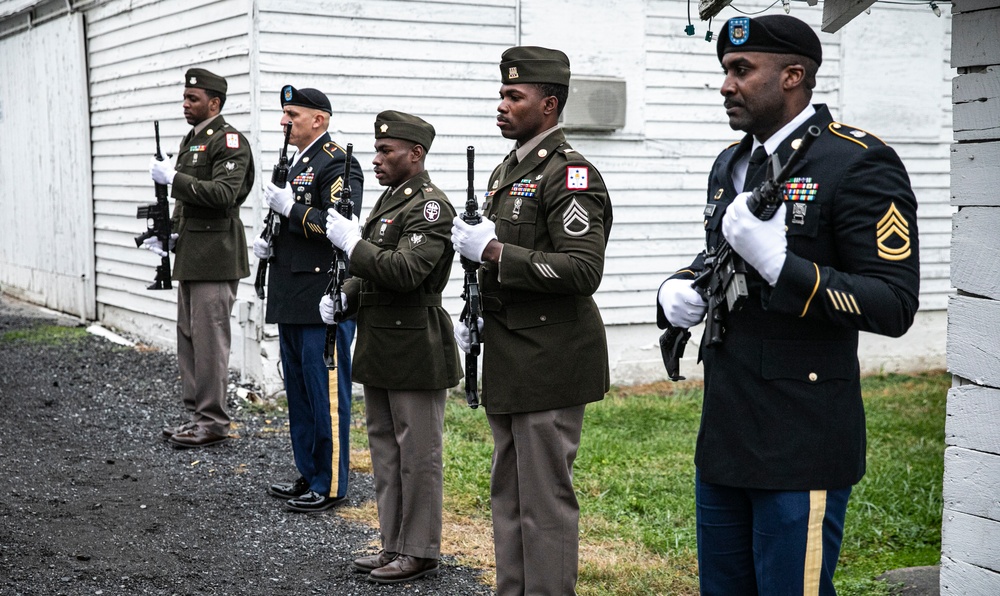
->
xmin=876 ymin=202 xmax=911 ymax=261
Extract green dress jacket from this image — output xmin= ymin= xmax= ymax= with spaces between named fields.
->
xmin=343 ymin=171 xmax=461 ymax=390
xmin=479 ymin=129 xmax=613 ymax=414
xmin=170 ymin=114 xmax=254 ymax=281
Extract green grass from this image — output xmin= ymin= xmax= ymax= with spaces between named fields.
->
xmin=352 ymin=371 xmax=949 ymax=595
xmin=0 ymin=324 xmax=88 ymax=344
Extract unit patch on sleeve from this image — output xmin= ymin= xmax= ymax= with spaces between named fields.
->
xmin=566 ymin=166 xmax=589 ymax=190
xmin=226 ymin=133 xmax=240 ymax=149
xmin=423 ymin=200 xmax=441 ymax=222
xmin=562 ymin=198 xmax=591 ymax=237
xmin=876 ymin=202 xmax=911 ymax=261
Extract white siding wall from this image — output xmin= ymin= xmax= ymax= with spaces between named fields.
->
xmin=0 ymin=10 xmax=95 ymax=318
xmin=943 ymin=0 xmax=1000 ymax=592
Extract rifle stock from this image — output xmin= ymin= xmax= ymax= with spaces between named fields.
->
xmin=460 ymin=146 xmax=481 ymax=408
xmin=134 ymin=121 xmax=172 ymax=290
xmin=324 ymin=143 xmax=355 ymax=369
xmin=660 ymin=125 xmax=822 ymax=380
xmin=255 ymin=121 xmax=292 ymax=300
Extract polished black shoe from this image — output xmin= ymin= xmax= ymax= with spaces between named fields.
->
xmin=352 ymin=550 xmax=398 ymax=573
xmin=167 ymin=428 xmax=229 ymax=449
xmin=368 ymin=554 xmax=439 ymax=584
xmin=284 ymin=490 xmax=345 ymax=513
xmin=161 ymin=421 xmax=195 ymax=440
xmin=267 ymin=477 xmax=309 ymax=499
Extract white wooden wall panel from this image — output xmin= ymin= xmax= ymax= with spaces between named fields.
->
xmin=941 ymin=557 xmax=1000 ymax=594
xmin=951 ymin=207 xmax=1000 ymax=299
xmin=946 ymin=384 xmax=1000 ymax=452
xmin=948 ymin=296 xmax=1000 ymax=387
xmin=953 ymin=66 xmax=1000 ymax=142
xmin=943 ymin=447 xmax=1000 ymax=519
xmin=0 ymin=12 xmax=95 ymax=318
xmin=941 ymin=511 xmax=1000 ymax=574
xmin=952 ymin=141 xmax=1000 ymax=206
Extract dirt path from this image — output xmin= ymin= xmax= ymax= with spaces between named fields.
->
xmin=0 ymin=296 xmax=491 ymax=595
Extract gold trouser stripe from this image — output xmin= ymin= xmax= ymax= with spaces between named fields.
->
xmin=800 ymin=263 xmax=821 ymax=318
xmin=327 ymin=353 xmax=342 ymax=499
xmin=803 ymin=490 xmax=826 ymax=596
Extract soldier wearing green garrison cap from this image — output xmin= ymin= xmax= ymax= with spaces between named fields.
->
xmin=322 ymin=109 xmax=460 ymax=584
xmin=145 ymin=67 xmax=255 ymax=449
xmin=451 ymin=45 xmax=613 ymax=596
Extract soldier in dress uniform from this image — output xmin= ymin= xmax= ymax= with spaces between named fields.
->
xmin=655 ymin=15 xmax=920 ymax=595
xmin=321 ymin=110 xmax=460 ymax=583
xmin=450 ymin=47 xmax=614 ymax=595
xmin=146 ymin=67 xmax=254 ymax=449
xmin=253 ymin=86 xmax=364 ymax=512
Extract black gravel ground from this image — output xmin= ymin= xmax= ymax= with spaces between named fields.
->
xmin=0 ymin=295 xmax=492 ymax=596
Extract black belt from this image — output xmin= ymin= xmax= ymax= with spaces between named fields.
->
xmin=183 ymin=205 xmax=239 ymax=219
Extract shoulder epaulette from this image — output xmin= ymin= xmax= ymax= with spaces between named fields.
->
xmin=827 ymin=122 xmax=886 ymax=149
xmin=323 ymin=142 xmax=345 ymax=158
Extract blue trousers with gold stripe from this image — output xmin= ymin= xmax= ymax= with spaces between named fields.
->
xmin=695 ymin=469 xmax=851 ymax=596
xmin=278 ymin=323 xmax=352 ymax=499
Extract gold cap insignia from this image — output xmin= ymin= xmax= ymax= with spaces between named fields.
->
xmin=876 ymin=202 xmax=911 ymax=261
xmin=380 ymin=124 xmax=389 ymax=133
xmin=189 ymin=77 xmax=197 ymax=85
xmin=508 ymin=67 xmax=519 ymax=79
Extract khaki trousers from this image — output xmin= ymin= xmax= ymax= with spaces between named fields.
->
xmin=364 ymin=386 xmax=446 ymax=559
xmin=488 ymin=405 xmax=586 ymax=596
xmin=176 ymin=279 xmax=238 ymax=435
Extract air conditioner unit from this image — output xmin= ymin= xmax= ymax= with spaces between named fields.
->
xmin=560 ymin=77 xmax=626 ymax=132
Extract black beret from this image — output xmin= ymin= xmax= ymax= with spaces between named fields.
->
xmin=500 ymin=46 xmax=571 ymax=86
xmin=374 ymin=110 xmax=435 ymax=151
xmin=184 ymin=68 xmax=227 ymax=95
xmin=280 ymin=85 xmax=332 ymax=115
xmin=717 ymin=15 xmax=822 ymax=67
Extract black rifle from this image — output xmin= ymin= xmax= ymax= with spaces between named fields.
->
xmin=134 ymin=121 xmax=173 ymax=290
xmin=660 ymin=125 xmax=822 ymax=380
xmin=459 ymin=146 xmax=481 ymax=409
xmin=254 ymin=122 xmax=292 ymax=300
xmin=323 ymin=143 xmax=355 ymax=369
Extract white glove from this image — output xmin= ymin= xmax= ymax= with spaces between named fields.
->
xmin=454 ymin=317 xmax=484 ymax=354
xmin=325 ymin=209 xmax=362 ymax=256
xmin=658 ymin=278 xmax=707 ymax=328
xmin=722 ymin=192 xmax=788 ymax=287
xmin=451 ymin=216 xmax=497 ymax=263
xmin=264 ymin=182 xmax=294 ymax=217
xmin=252 ymin=236 xmax=272 ymax=260
xmin=140 ymin=233 xmax=178 ymax=258
xmin=319 ymin=293 xmax=348 ymax=325
xmin=150 ymin=156 xmax=176 ymax=185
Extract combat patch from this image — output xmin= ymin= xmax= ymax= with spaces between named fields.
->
xmin=423 ymin=201 xmax=441 ymax=222
xmin=566 ymin=166 xmax=589 ymax=190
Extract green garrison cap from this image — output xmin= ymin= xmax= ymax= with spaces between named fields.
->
xmin=184 ymin=68 xmax=228 ymax=95
xmin=717 ymin=15 xmax=823 ymax=66
xmin=280 ymin=85 xmax=332 ymax=114
xmin=374 ymin=110 xmax=435 ymax=151
xmin=499 ymin=46 xmax=571 ymax=86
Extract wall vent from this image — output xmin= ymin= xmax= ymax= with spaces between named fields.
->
xmin=560 ymin=77 xmax=626 ymax=132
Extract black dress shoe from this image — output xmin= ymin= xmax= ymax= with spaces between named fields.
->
xmin=167 ymin=428 xmax=229 ymax=449
xmin=161 ymin=421 xmax=195 ymax=440
xmin=353 ymin=550 xmax=398 ymax=573
xmin=368 ymin=554 xmax=439 ymax=584
xmin=284 ymin=490 xmax=345 ymax=513
xmin=268 ymin=477 xmax=309 ymax=499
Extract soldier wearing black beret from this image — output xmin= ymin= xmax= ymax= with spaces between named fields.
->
xmin=656 ymin=14 xmax=919 ymax=594
xmin=146 ymin=67 xmax=254 ymax=449
xmin=322 ymin=110 xmax=460 ymax=583
xmin=451 ymin=46 xmax=613 ymax=595
xmin=254 ymin=85 xmax=363 ymax=512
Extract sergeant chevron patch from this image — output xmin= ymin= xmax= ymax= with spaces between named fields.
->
xmin=330 ymin=177 xmax=344 ymax=200
xmin=826 ymin=288 xmax=861 ymax=315
xmin=876 ymin=202 xmax=911 ymax=261
xmin=563 ymin=198 xmax=590 ymax=237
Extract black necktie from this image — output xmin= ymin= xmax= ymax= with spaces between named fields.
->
xmin=500 ymin=150 xmax=518 ymax=179
xmin=743 ymin=146 xmax=767 ymax=192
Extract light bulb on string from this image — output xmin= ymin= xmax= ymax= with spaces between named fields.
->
xmin=783 ymin=0 xmax=790 ymax=14
xmin=929 ymin=2 xmax=942 ymax=17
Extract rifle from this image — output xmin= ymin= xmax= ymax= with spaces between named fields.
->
xmin=254 ymin=121 xmax=292 ymax=300
xmin=459 ymin=146 xmax=481 ymax=409
xmin=323 ymin=143 xmax=355 ymax=369
xmin=659 ymin=125 xmax=822 ymax=380
xmin=134 ymin=121 xmax=173 ymax=290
